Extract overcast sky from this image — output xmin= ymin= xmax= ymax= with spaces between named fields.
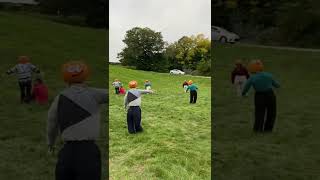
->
xmin=109 ymin=0 xmax=211 ymax=62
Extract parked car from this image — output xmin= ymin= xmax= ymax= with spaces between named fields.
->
xmin=212 ymin=26 xmax=240 ymax=43
xmin=170 ymin=69 xmax=185 ymax=75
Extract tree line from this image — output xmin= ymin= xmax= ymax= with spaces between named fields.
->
xmin=213 ymin=0 xmax=320 ymax=48
xmin=0 ymin=0 xmax=107 ymax=28
xmin=118 ymin=27 xmax=211 ymax=76
xmin=37 ymin=0 xmax=107 ymax=28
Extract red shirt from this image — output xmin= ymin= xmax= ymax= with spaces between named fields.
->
xmin=119 ymin=87 xmax=126 ymax=94
xmin=32 ymin=83 xmax=48 ymax=105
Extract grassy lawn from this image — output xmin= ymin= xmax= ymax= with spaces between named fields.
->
xmin=109 ymin=65 xmax=211 ymax=179
xmin=213 ymin=44 xmax=320 ymax=180
xmin=0 ymin=12 xmax=107 ymax=179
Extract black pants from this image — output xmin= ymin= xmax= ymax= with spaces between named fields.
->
xmin=190 ymin=90 xmax=197 ymax=104
xmin=115 ymin=87 xmax=119 ymax=94
xmin=127 ymin=106 xmax=143 ymax=133
xmin=254 ymin=90 xmax=277 ymax=132
xmin=56 ymin=141 xmax=101 ymax=180
xmin=18 ymin=80 xmax=32 ymax=103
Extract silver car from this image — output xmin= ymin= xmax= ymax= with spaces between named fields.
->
xmin=170 ymin=69 xmax=185 ymax=75
xmin=212 ymin=26 xmax=240 ymax=43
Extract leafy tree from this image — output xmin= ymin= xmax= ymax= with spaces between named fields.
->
xmin=197 ymin=59 xmax=212 ymax=76
xmin=165 ymin=34 xmax=211 ymax=73
xmin=175 ymin=36 xmax=196 ymax=69
xmin=118 ymin=27 xmax=167 ymax=72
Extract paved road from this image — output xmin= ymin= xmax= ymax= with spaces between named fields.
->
xmin=238 ymin=43 xmax=320 ymax=52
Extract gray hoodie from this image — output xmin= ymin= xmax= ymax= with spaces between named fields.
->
xmin=124 ymin=89 xmax=152 ymax=109
xmin=47 ymin=84 xmax=107 ymax=146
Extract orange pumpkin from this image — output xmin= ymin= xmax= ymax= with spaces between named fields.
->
xmin=129 ymin=80 xmax=138 ymax=88
xmin=62 ymin=61 xmax=89 ymax=83
xmin=248 ymin=60 xmax=264 ymax=73
xmin=18 ymin=56 xmax=30 ymax=64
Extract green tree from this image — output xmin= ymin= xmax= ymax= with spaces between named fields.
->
xmin=175 ymin=36 xmax=196 ymax=69
xmin=118 ymin=27 xmax=167 ymax=72
xmin=166 ymin=34 xmax=211 ymax=72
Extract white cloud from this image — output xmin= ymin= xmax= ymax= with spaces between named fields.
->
xmin=109 ymin=0 xmax=211 ymax=62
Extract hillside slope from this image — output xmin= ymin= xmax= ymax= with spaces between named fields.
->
xmin=213 ymin=44 xmax=320 ymax=179
xmin=109 ymin=65 xmax=212 ymax=179
xmin=0 ymin=12 xmax=107 ymax=180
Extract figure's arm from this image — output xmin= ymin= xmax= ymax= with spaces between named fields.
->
xmin=272 ymin=78 xmax=280 ymax=88
xmin=245 ymin=69 xmax=250 ymax=79
xmin=90 ymin=88 xmax=108 ymax=104
xmin=242 ymin=79 xmax=252 ymax=96
xmin=30 ymin=64 xmax=40 ymax=73
xmin=139 ymin=89 xmax=153 ymax=94
xmin=6 ymin=65 xmax=17 ymax=75
xmin=124 ymin=93 xmax=128 ymax=110
xmin=47 ymin=95 xmax=59 ymax=148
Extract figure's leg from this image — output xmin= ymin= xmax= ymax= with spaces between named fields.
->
xmin=264 ymin=93 xmax=277 ymax=132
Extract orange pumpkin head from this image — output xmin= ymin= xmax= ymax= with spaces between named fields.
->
xmin=62 ymin=61 xmax=89 ymax=84
xmin=18 ymin=56 xmax=30 ymax=64
xmin=248 ymin=60 xmax=264 ymax=73
xmin=129 ymin=80 xmax=138 ymax=88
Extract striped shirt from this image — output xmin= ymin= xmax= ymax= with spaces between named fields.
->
xmin=112 ymin=81 xmax=121 ymax=88
xmin=7 ymin=63 xmax=39 ymax=82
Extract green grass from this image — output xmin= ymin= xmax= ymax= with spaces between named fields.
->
xmin=213 ymin=44 xmax=320 ymax=180
xmin=0 ymin=12 xmax=107 ymax=179
xmin=109 ymin=65 xmax=211 ymax=179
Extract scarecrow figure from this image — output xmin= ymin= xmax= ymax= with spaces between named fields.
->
xmin=231 ymin=59 xmax=250 ymax=96
xmin=186 ymin=80 xmax=198 ymax=104
xmin=144 ymin=80 xmax=152 ymax=90
xmin=124 ymin=80 xmax=153 ymax=134
xmin=112 ymin=79 xmax=122 ymax=94
xmin=242 ymin=60 xmax=280 ymax=132
xmin=182 ymin=80 xmax=189 ymax=93
xmin=47 ymin=61 xmax=107 ymax=180
xmin=6 ymin=56 xmax=40 ymax=103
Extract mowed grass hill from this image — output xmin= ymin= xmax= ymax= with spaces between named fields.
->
xmin=0 ymin=12 xmax=107 ymax=179
xmin=213 ymin=44 xmax=320 ymax=180
xmin=109 ymin=65 xmax=211 ymax=179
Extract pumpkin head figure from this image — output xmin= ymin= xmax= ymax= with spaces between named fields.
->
xmin=248 ymin=60 xmax=264 ymax=73
xmin=18 ymin=56 xmax=30 ymax=64
xmin=62 ymin=61 xmax=89 ymax=84
xmin=129 ymin=80 xmax=138 ymax=88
